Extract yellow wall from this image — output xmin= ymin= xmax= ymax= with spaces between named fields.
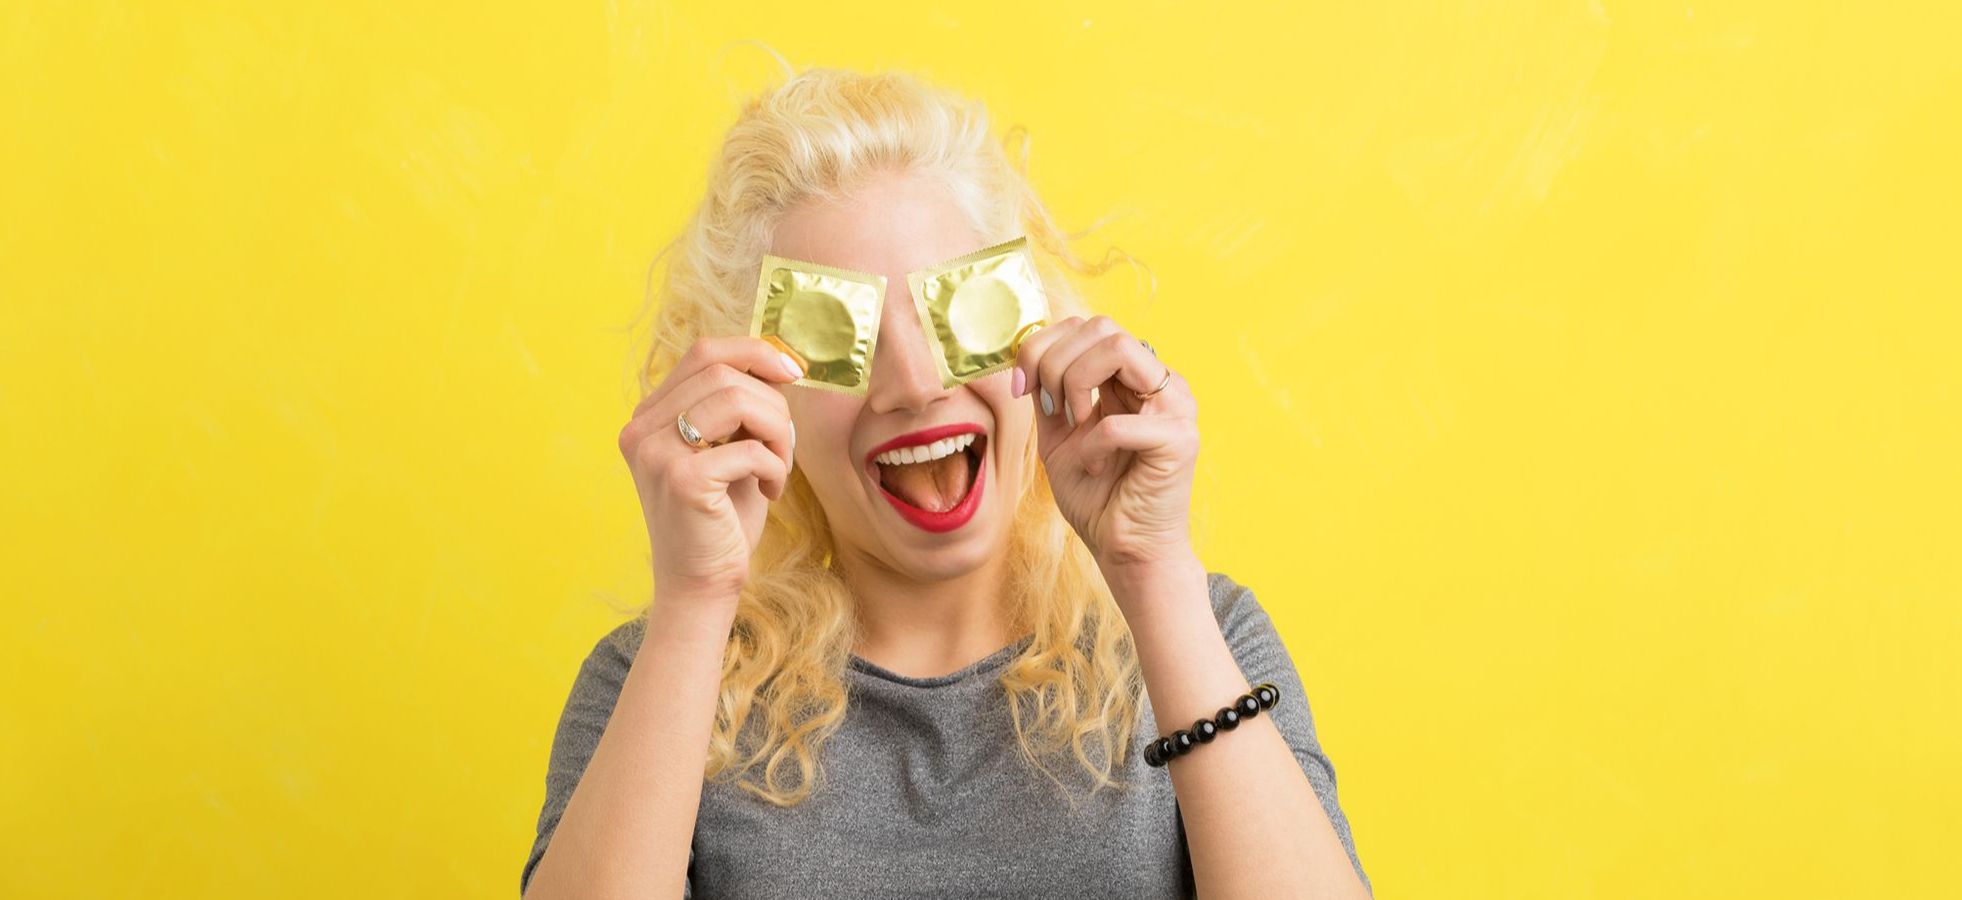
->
xmin=5 ymin=1 xmax=1957 ymax=896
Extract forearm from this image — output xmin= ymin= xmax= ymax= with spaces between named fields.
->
xmin=523 ymin=594 xmax=733 ymax=900
xmin=1105 ymin=555 xmax=1368 ymax=900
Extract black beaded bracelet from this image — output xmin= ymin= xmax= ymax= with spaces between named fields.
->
xmin=1143 ymin=682 xmax=1281 ymax=767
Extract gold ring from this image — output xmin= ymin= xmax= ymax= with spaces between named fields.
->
xmin=676 ymin=410 xmax=710 ymax=449
xmin=1135 ymin=366 xmax=1173 ymax=399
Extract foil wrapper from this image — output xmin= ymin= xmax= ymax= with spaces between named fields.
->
xmin=748 ymin=255 xmax=887 ymax=395
xmin=906 ymin=236 xmax=1050 ymax=388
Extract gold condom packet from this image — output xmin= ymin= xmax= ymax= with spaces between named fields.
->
xmin=748 ymin=254 xmax=887 ymax=395
xmin=906 ymin=235 xmax=1050 ymax=389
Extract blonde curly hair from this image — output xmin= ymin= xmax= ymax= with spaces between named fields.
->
xmin=628 ymin=62 xmax=1154 ymax=809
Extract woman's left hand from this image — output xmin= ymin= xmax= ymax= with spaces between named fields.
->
xmin=1012 ymin=315 xmax=1199 ymax=572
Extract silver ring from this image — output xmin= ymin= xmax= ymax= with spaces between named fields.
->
xmin=676 ymin=410 xmax=710 ymax=449
xmin=1135 ymin=366 xmax=1173 ymax=399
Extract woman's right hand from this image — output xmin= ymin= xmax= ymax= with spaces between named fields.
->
xmin=617 ymin=336 xmax=805 ymax=606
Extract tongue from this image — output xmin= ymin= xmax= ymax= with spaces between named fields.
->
xmin=883 ymin=451 xmax=973 ymax=513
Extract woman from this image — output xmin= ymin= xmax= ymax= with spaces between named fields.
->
xmin=521 ymin=66 xmax=1370 ymax=899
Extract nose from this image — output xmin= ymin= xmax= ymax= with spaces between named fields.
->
xmin=865 ymin=289 xmax=951 ymax=415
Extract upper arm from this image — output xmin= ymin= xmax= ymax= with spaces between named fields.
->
xmin=521 ymin=620 xmax=672 ymax=896
xmin=1207 ymin=571 xmax=1372 ymax=895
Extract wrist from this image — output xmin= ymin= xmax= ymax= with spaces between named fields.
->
xmin=1098 ymin=547 xmax=1206 ymax=608
xmin=648 ymin=586 xmax=741 ymax=641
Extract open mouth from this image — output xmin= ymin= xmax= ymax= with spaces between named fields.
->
xmin=866 ymin=427 xmax=987 ymax=532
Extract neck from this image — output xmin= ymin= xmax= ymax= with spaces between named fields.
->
xmin=834 ymin=543 xmax=1020 ymax=680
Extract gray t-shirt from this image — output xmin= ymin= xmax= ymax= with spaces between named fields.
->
xmin=522 ymin=571 xmax=1369 ymax=897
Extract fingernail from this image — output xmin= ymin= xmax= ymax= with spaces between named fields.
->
xmin=1065 ymin=403 xmax=1075 ymax=427
xmin=1011 ymin=367 xmax=1026 ymax=398
xmin=1039 ymin=387 xmax=1054 ymax=416
xmin=788 ymin=419 xmax=796 ymax=448
xmin=778 ymin=352 xmax=804 ymax=380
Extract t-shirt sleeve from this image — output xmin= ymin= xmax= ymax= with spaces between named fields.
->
xmin=521 ymin=619 xmax=695 ymax=898
xmin=1207 ymin=571 xmax=1372 ymax=895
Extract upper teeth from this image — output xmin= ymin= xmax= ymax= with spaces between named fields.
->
xmin=875 ymin=433 xmax=976 ymax=466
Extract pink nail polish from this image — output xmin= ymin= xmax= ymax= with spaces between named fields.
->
xmin=1010 ymin=367 xmax=1026 ymax=398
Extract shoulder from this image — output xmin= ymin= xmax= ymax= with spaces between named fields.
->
xmin=1204 ymin=569 xmax=1274 ymax=642
xmin=1200 ymin=570 xmax=1295 ymax=698
xmin=591 ymin=616 xmax=646 ymax=667
xmin=558 ymin=617 xmax=647 ymax=713
xmin=1204 ymin=569 xmax=1255 ymax=616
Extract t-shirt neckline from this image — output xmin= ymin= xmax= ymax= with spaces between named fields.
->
xmin=847 ymin=633 xmax=1036 ymax=687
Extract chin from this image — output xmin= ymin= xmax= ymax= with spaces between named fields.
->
xmin=880 ymin=513 xmax=1006 ymax=580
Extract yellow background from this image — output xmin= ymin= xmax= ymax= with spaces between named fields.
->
xmin=4 ymin=1 xmax=1957 ymax=896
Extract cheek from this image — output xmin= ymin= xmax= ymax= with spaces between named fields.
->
xmin=787 ymin=394 xmax=862 ymax=470
xmin=981 ymin=383 xmax=1037 ymax=456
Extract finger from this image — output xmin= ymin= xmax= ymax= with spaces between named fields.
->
xmin=635 ymin=335 xmax=808 ymax=417
xmin=659 ymin=360 xmax=792 ymax=431
xmin=674 ymin=438 xmax=793 ymax=503
xmin=1058 ymin=329 xmax=1167 ymax=426
xmin=675 ymin=383 xmax=796 ymax=475
xmin=1031 ymin=375 xmax=1078 ymax=460
xmin=1074 ymin=412 xmax=1197 ymax=478
xmin=1010 ymin=315 xmax=1080 ymax=407
xmin=1035 ymin=315 xmax=1123 ymax=428
xmin=621 ymin=363 xmax=790 ymax=467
